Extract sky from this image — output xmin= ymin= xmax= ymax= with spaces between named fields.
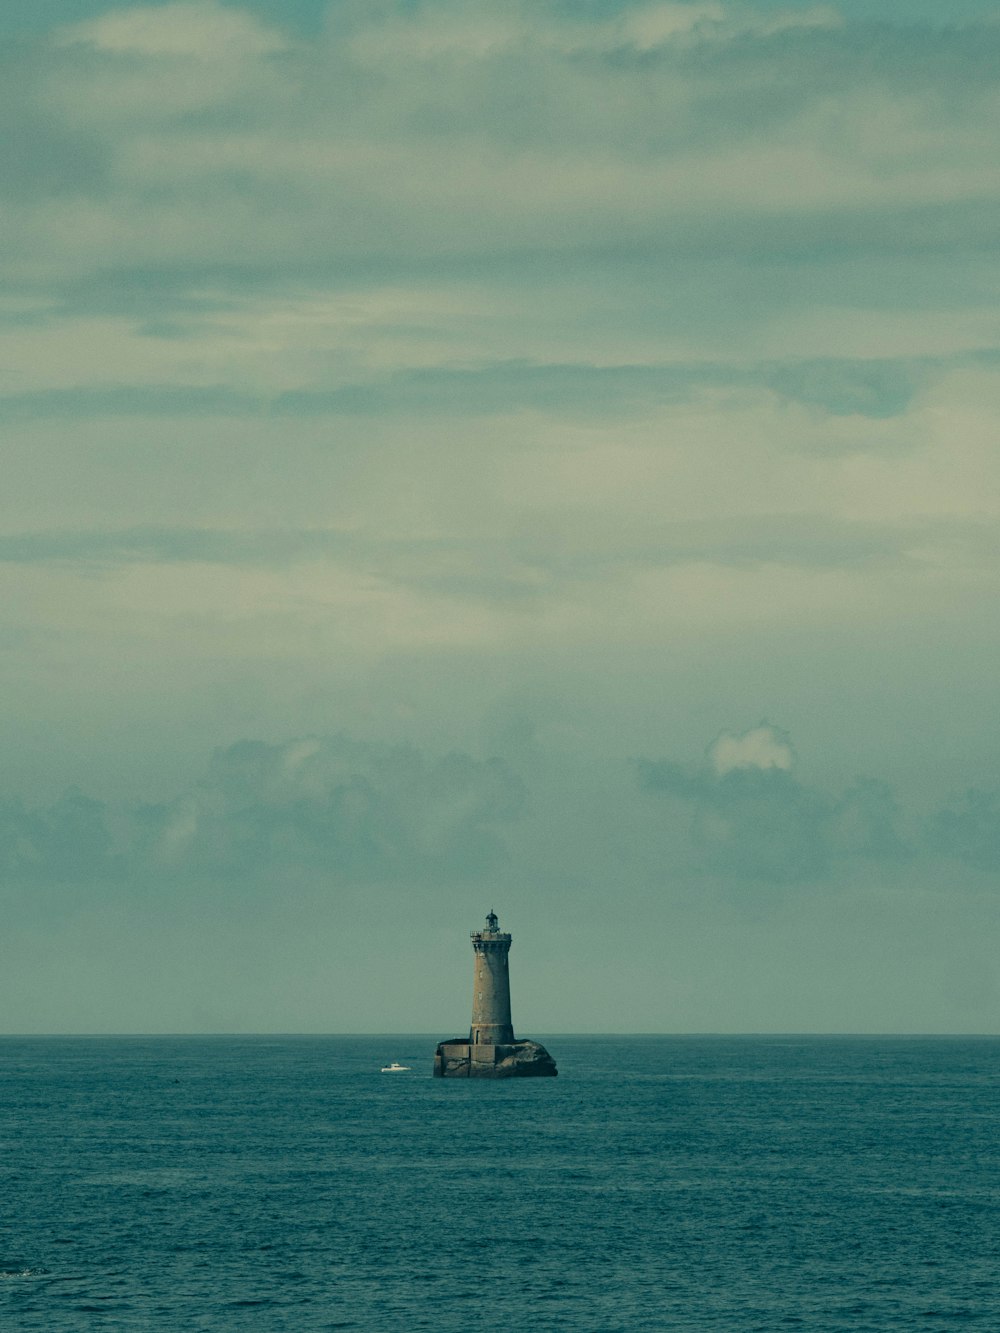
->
xmin=2 ymin=0 xmax=999 ymax=1034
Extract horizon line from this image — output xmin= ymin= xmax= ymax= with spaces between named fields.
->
xmin=1 ymin=1031 xmax=998 ymax=1040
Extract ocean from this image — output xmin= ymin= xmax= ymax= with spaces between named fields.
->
xmin=2 ymin=1035 xmax=998 ymax=1330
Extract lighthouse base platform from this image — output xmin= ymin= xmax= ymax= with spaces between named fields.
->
xmin=433 ymin=1038 xmax=557 ymax=1078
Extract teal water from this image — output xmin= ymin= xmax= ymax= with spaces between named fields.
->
xmin=2 ymin=1036 xmax=998 ymax=1330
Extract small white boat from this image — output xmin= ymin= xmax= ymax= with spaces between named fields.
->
xmin=380 ymin=1061 xmax=411 ymax=1073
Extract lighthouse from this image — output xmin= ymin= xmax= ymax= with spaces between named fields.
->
xmin=470 ymin=909 xmax=515 ymax=1045
xmin=433 ymin=912 xmax=557 ymax=1078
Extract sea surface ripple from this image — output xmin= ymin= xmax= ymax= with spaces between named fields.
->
xmin=2 ymin=1035 xmax=998 ymax=1330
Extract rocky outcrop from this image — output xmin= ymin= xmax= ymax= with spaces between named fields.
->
xmin=433 ymin=1038 xmax=557 ymax=1078
xmin=494 ymin=1040 xmax=557 ymax=1077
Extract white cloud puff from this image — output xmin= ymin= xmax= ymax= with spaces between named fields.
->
xmin=708 ymin=724 xmax=795 ymax=775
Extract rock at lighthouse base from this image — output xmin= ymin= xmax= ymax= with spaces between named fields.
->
xmin=433 ymin=1038 xmax=557 ymax=1078
xmin=495 ymin=1040 xmax=558 ymax=1078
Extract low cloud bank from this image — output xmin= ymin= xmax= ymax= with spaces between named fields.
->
xmin=3 ymin=724 xmax=1000 ymax=894
xmin=639 ymin=724 xmax=909 ymax=883
xmin=0 ymin=735 xmax=525 ymax=886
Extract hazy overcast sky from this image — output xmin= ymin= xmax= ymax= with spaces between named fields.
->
xmin=2 ymin=0 xmax=999 ymax=1034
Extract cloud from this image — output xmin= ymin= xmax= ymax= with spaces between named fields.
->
xmin=1 ymin=0 xmax=996 ymax=546
xmin=59 ymin=2 xmax=287 ymax=58
xmin=926 ymin=788 xmax=1000 ymax=872
xmin=638 ymin=725 xmax=908 ymax=882
xmin=0 ymin=789 xmax=119 ymax=882
xmin=763 ymin=358 xmax=920 ymax=418
xmin=0 ymin=5 xmax=996 ymax=826
xmin=708 ymin=723 xmax=795 ymax=775
xmin=0 ymin=734 xmax=527 ymax=891
xmin=0 ymin=352 xmax=980 ymax=424
xmin=134 ymin=735 xmax=527 ymax=881
xmin=0 ymin=385 xmax=253 ymax=421
xmin=0 ymin=44 xmax=110 ymax=201
xmin=830 ymin=777 xmax=908 ymax=860
xmin=0 ymin=0 xmax=992 ymax=294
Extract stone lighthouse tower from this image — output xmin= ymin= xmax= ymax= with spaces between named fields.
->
xmin=470 ymin=909 xmax=515 ymax=1045
xmin=433 ymin=912 xmax=557 ymax=1078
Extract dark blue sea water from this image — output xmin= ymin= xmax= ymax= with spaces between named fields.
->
xmin=2 ymin=1036 xmax=998 ymax=1331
